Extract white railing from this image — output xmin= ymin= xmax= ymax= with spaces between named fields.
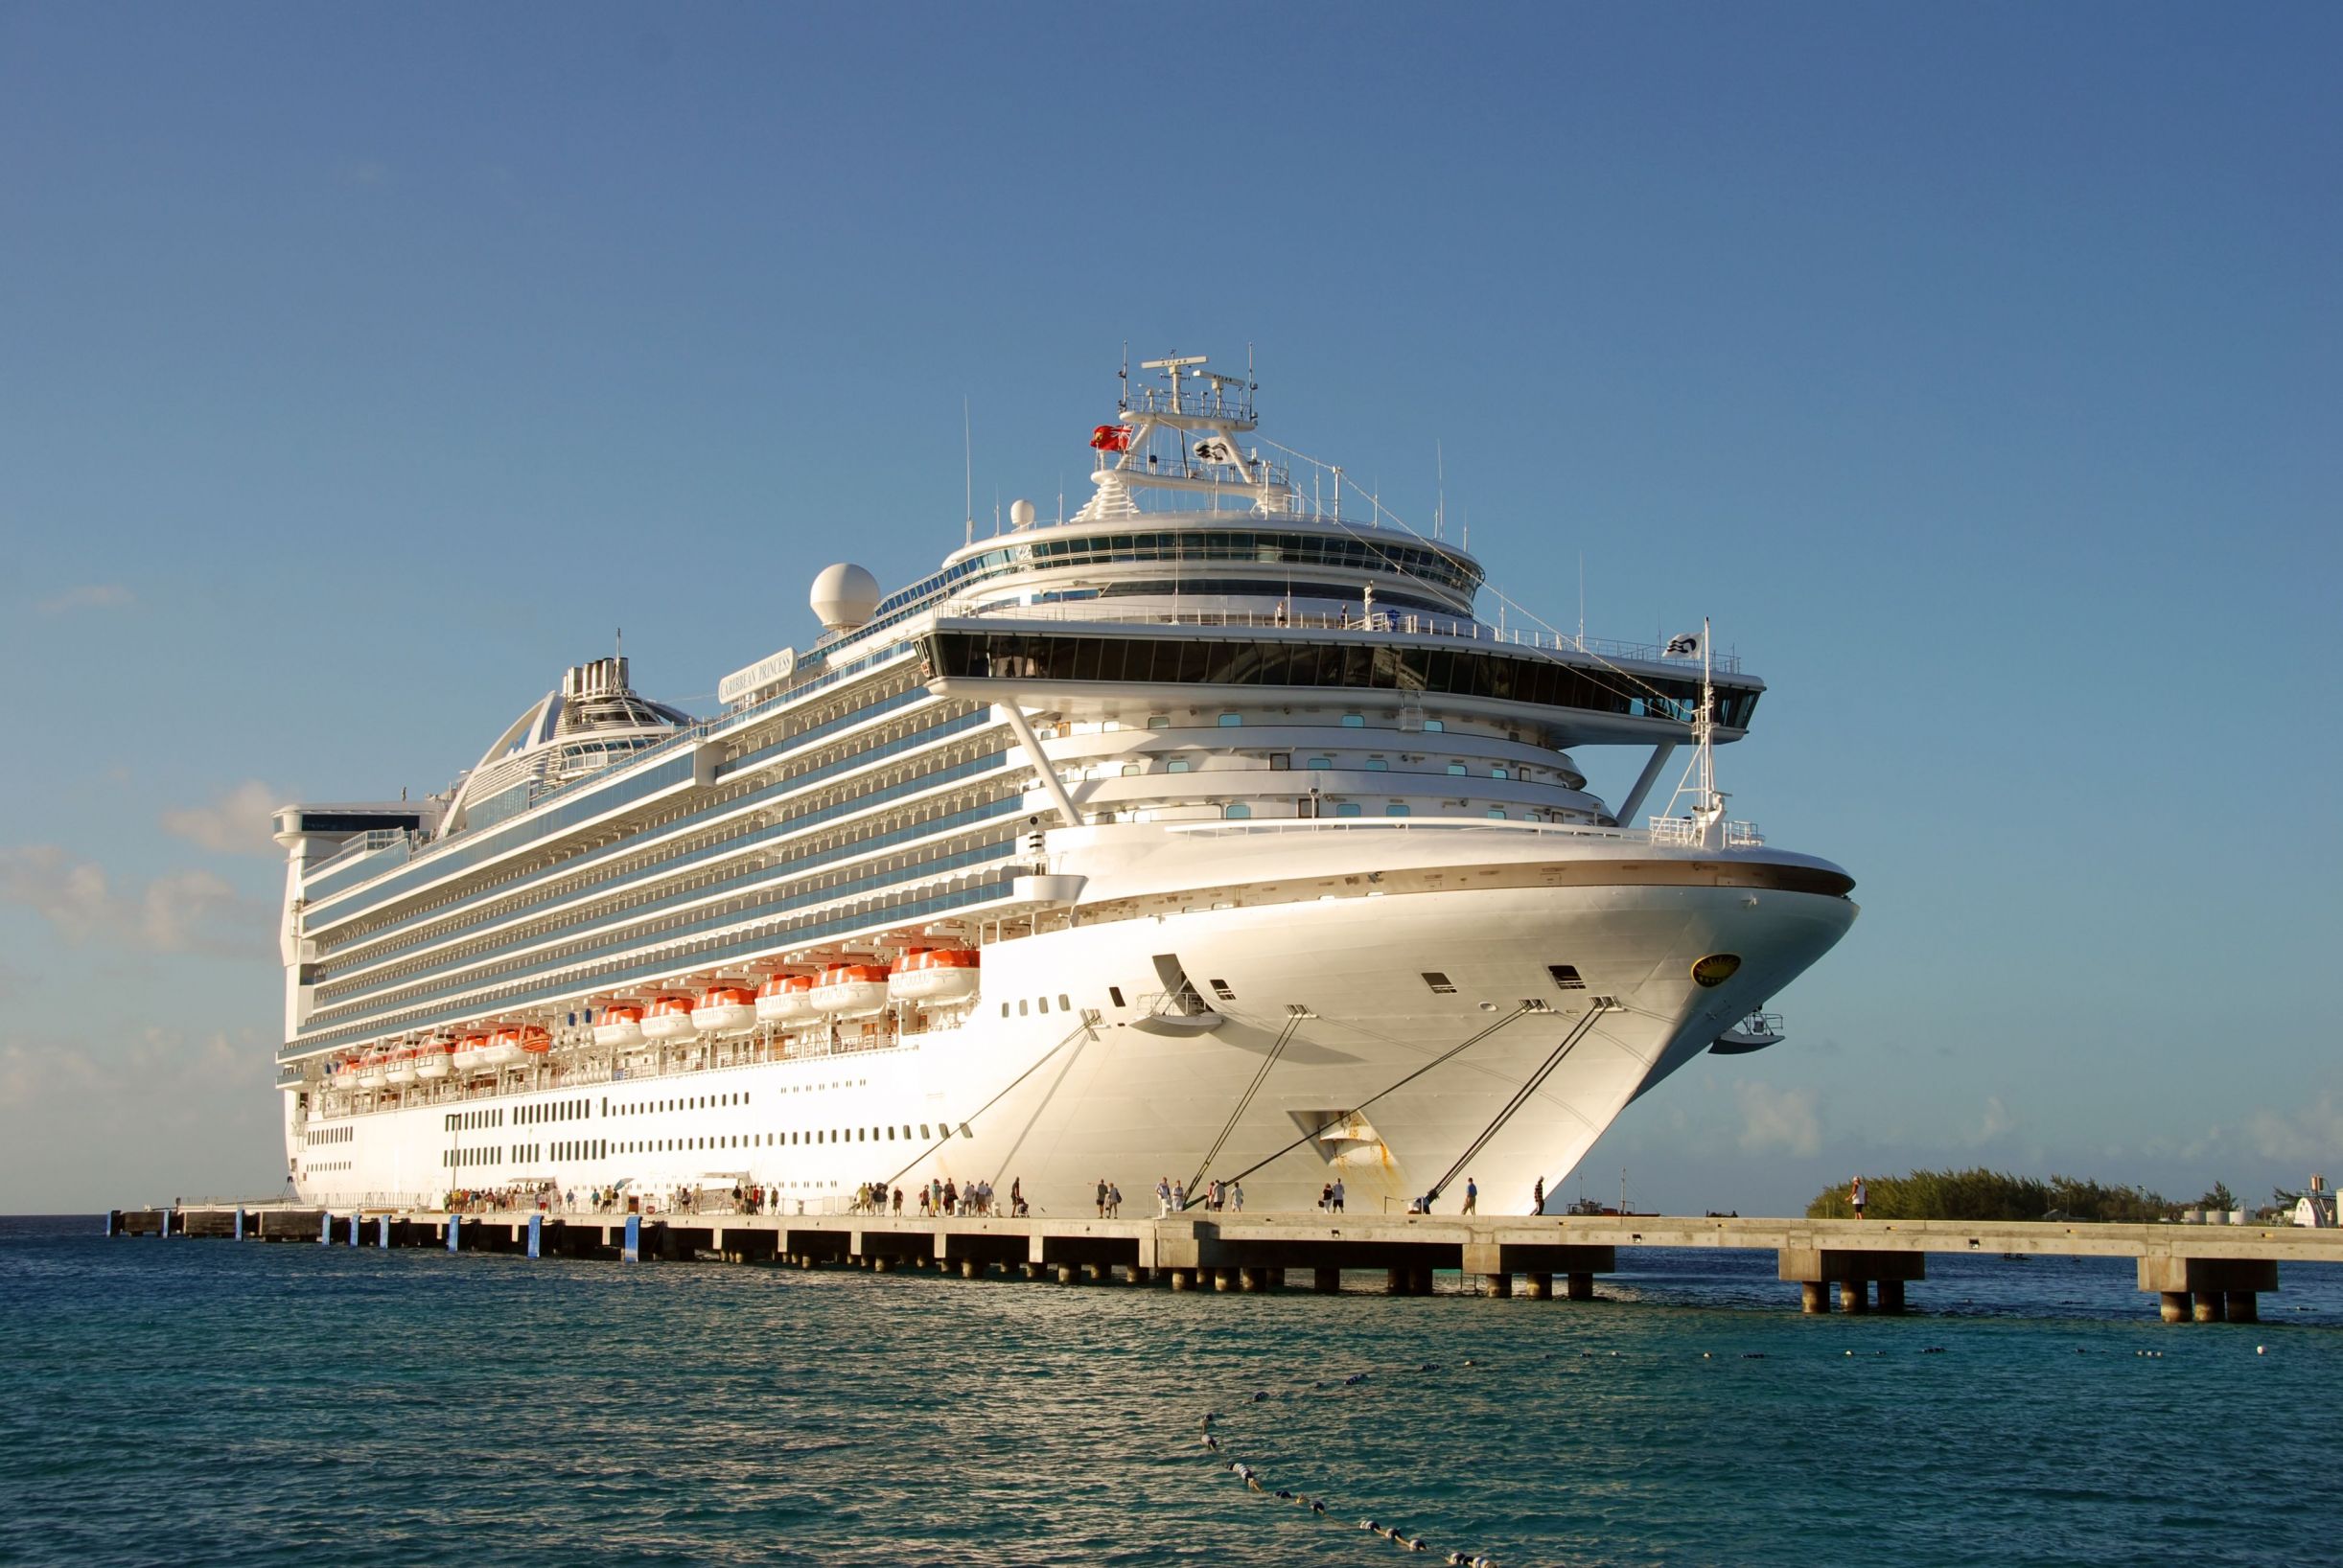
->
xmin=1646 ymin=817 xmax=1765 ymax=848
xmin=1165 ymin=816 xmax=1639 ymax=844
xmin=942 ymin=599 xmax=1738 ymax=672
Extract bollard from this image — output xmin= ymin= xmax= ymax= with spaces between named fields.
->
xmin=622 ymin=1214 xmax=640 ymax=1263
xmin=527 ymin=1214 xmax=542 ymax=1259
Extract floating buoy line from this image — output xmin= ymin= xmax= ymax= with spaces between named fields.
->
xmin=1195 ymin=1339 xmax=2211 ymax=1564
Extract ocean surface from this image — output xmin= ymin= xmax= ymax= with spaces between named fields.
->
xmin=4 ymin=1213 xmax=2334 ymax=1567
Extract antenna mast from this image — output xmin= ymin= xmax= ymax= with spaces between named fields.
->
xmin=963 ymin=398 xmax=974 ymax=546
xmin=1435 ymin=439 xmax=1446 ymax=541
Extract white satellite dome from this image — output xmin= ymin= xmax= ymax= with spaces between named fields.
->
xmin=810 ymin=562 xmax=882 ymax=633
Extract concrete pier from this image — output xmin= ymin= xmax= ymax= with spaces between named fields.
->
xmin=111 ymin=1207 xmax=2340 ymax=1324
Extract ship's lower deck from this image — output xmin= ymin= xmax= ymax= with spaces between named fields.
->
xmin=289 ymin=878 xmax=1855 ymax=1215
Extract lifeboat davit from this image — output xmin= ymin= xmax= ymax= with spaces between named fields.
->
xmin=592 ymin=1003 xmax=646 ymax=1049
xmin=452 ymin=1033 xmax=492 ymax=1073
xmin=812 ymin=963 xmax=891 ymax=1019
xmin=696 ymin=984 xmax=756 ymax=1035
xmin=485 ymin=1028 xmax=525 ymax=1067
xmin=415 ymin=1041 xmax=454 ymax=1081
xmin=640 ymin=995 xmax=699 ymax=1041
xmin=756 ymin=973 xmax=817 ymax=1024
xmin=384 ymin=1049 xmax=419 ymax=1087
xmin=889 ymin=947 xmax=981 ymax=1004
xmin=519 ymin=1025 xmax=552 ymax=1055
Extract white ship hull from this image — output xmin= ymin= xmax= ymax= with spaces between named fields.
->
xmin=288 ymin=871 xmax=1852 ymax=1215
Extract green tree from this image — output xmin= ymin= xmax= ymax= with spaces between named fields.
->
xmin=1804 ymin=1167 xmax=2177 ymax=1222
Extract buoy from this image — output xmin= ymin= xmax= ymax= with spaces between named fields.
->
xmin=1702 ymin=1351 xmax=1712 ymax=1359
xmin=1343 ymin=1373 xmax=1365 ymax=1386
xmin=1275 ymin=1489 xmax=1293 ymax=1501
xmin=1201 ymin=1434 xmax=1218 ymax=1449
xmin=1251 ymin=1391 xmax=1269 ymax=1402
xmin=1311 ymin=1501 xmax=1328 ymax=1516
xmin=2257 ymin=1345 xmax=2267 ymax=1354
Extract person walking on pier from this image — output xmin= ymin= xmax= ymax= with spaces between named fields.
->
xmin=892 ymin=1187 xmax=903 ymax=1215
xmin=1332 ymin=1178 xmax=1346 ymax=1214
xmin=1096 ymin=1177 xmax=1107 ymax=1217
xmin=1107 ymin=1181 xmax=1122 ymax=1217
xmin=1229 ymin=1180 xmax=1243 ymax=1213
xmin=1157 ymin=1176 xmax=1172 ymax=1216
xmin=1851 ymin=1174 xmax=1868 ymax=1221
xmin=1463 ymin=1177 xmax=1478 ymax=1214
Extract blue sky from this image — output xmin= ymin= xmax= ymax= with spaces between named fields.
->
xmin=2 ymin=5 xmax=2335 ymax=1213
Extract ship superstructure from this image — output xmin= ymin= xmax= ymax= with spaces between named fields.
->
xmin=273 ymin=354 xmax=1856 ymax=1214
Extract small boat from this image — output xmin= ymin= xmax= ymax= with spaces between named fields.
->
xmin=331 ymin=1057 xmax=361 ymax=1091
xmin=592 ymin=1003 xmax=646 ymax=1049
xmin=519 ymin=1025 xmax=552 ymax=1055
xmin=811 ymin=963 xmax=891 ymax=1019
xmin=640 ymin=995 xmax=699 ymax=1041
xmin=695 ymin=984 xmax=757 ymax=1035
xmin=357 ymin=1055 xmax=386 ymax=1091
xmin=485 ymin=1028 xmax=525 ymax=1067
xmin=889 ymin=947 xmax=981 ymax=1004
xmin=452 ymin=1033 xmax=492 ymax=1073
xmin=384 ymin=1049 xmax=419 ymax=1087
xmin=755 ymin=973 xmax=816 ymax=1024
xmin=414 ymin=1041 xmax=454 ymax=1081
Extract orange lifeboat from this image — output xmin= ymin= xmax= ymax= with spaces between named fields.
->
xmin=696 ymin=984 xmax=756 ymax=1035
xmin=811 ymin=963 xmax=891 ymax=1019
xmin=755 ymin=973 xmax=816 ymax=1025
xmin=415 ymin=1040 xmax=455 ymax=1081
xmin=889 ymin=947 xmax=981 ymax=1005
xmin=384 ymin=1048 xmax=420 ymax=1087
xmin=357 ymin=1053 xmax=387 ymax=1090
xmin=640 ymin=994 xmax=699 ymax=1042
xmin=485 ymin=1027 xmax=525 ymax=1067
xmin=331 ymin=1057 xmax=361 ymax=1091
xmin=592 ymin=1003 xmax=646 ymax=1049
xmin=518 ymin=1025 xmax=552 ymax=1055
xmin=452 ymin=1033 xmax=492 ymax=1072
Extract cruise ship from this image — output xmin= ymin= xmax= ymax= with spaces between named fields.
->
xmin=273 ymin=354 xmax=1857 ymax=1216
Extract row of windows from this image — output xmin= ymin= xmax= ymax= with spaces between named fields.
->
xmin=435 ymin=1122 xmax=975 ymax=1168
xmin=927 ymin=631 xmax=1760 ymax=729
xmin=315 ymin=776 xmax=1019 ymax=1009
xmin=315 ymin=696 xmax=987 ymax=974
xmin=308 ymin=826 xmax=1022 ymax=1036
xmin=288 ymin=870 xmax=1018 ymax=1057
xmin=521 ymin=1098 xmax=589 ymax=1126
xmin=306 ymin=1125 xmax=352 ymax=1145
xmin=449 ymin=1108 xmax=505 ymax=1131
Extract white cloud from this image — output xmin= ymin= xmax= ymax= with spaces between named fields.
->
xmin=1969 ymin=1095 xmax=2015 ymax=1145
xmin=0 ymin=844 xmax=274 ymax=957
xmin=161 ymin=780 xmax=286 ymax=857
xmin=36 ymin=583 xmax=134 ymax=614
xmin=1735 ymin=1080 xmax=1822 ymax=1157
xmin=2242 ymin=1095 xmax=2343 ymax=1167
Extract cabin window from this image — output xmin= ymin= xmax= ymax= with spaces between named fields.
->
xmin=1422 ymin=972 xmax=1456 ymax=994
xmin=1385 ymin=803 xmax=1411 ymax=817
xmin=1267 ymin=753 xmax=1291 ymax=771
xmin=1120 ymin=764 xmax=1139 ymax=776
xmin=1167 ymin=759 xmax=1191 ymax=772
xmin=1108 ymin=986 xmax=1126 ymax=1007
xmin=1491 ymin=766 xmax=1509 ymax=780
xmin=1038 ymin=997 xmax=1049 ymax=1014
xmin=1059 ymin=994 xmax=1072 ymax=1011
xmin=1218 ymin=713 xmax=1242 ymax=726
xmin=1447 ymin=762 xmax=1467 ymax=774
xmin=1223 ymin=802 xmax=1251 ymax=819
xmin=1334 ymin=802 xmax=1363 ymax=817
xmin=1341 ymin=712 xmax=1364 ymax=727
xmin=1307 ymin=756 xmax=1333 ymax=770
xmin=1423 ymin=720 xmax=1445 ymax=732
xmin=1549 ymin=964 xmax=1587 ymax=990
xmin=1488 ymin=809 xmax=1507 ymax=819
xmin=1018 ymin=1000 xmax=1029 ymax=1016
xmin=920 ymin=1124 xmax=932 ymax=1139
xmin=1147 ymin=715 xmax=1170 ymax=729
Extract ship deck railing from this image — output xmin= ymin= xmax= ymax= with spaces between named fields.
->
xmin=943 ymin=599 xmax=1738 ymax=673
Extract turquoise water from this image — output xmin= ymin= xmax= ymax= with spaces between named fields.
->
xmin=4 ymin=1215 xmax=2334 ymax=1567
